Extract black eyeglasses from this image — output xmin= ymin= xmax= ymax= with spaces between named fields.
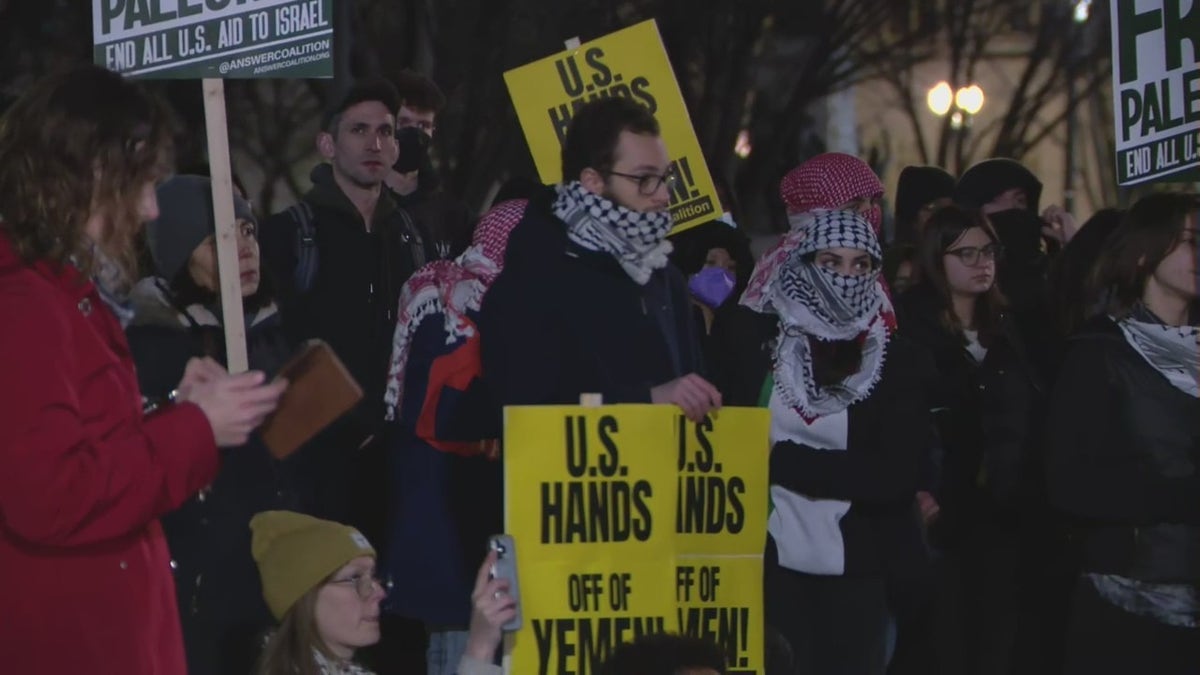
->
xmin=945 ymin=242 xmax=1004 ymax=266
xmin=328 ymin=572 xmax=388 ymax=600
xmin=608 ymin=169 xmax=678 ymax=196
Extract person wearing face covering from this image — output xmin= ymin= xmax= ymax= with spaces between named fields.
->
xmin=742 ymin=210 xmax=932 ymax=675
xmin=669 ymin=220 xmax=754 ymax=328
xmin=954 ymin=158 xmax=1065 ymax=381
xmin=710 ymin=154 xmax=890 ymax=407
xmin=778 ymin=152 xmax=887 ymax=232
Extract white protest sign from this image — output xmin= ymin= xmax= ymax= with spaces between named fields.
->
xmin=1109 ymin=0 xmax=1200 ymax=185
xmin=94 ymin=0 xmax=333 ymax=79
xmin=93 ymin=0 xmax=336 ymax=372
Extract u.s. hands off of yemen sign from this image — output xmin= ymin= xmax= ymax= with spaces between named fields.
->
xmin=504 ymin=405 xmax=769 ymax=675
xmin=93 ymin=0 xmax=333 ymax=78
xmin=503 ymin=20 xmax=721 ymax=233
xmin=1109 ymin=0 xmax=1200 ymax=185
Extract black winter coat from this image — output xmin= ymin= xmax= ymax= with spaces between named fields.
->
xmin=896 ymin=286 xmax=1045 ymax=545
xmin=479 ymin=194 xmax=704 ymax=409
xmin=125 ymin=279 xmax=310 ymax=675
xmin=259 ymin=164 xmax=435 ymax=437
xmin=1047 ymin=316 xmax=1200 ymax=583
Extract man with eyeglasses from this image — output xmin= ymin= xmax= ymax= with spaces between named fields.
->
xmin=481 ymin=95 xmax=721 ymax=422
xmin=385 ymin=70 xmax=477 ymax=260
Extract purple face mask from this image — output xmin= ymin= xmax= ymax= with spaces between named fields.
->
xmin=688 ymin=267 xmax=736 ymax=309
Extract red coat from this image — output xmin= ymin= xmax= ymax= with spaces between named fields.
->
xmin=0 ymin=234 xmax=219 ymax=674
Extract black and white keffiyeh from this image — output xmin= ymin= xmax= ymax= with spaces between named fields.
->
xmin=769 ymin=210 xmax=889 ymax=420
xmin=553 ymin=181 xmax=673 ymax=285
xmin=1117 ymin=305 xmax=1200 ymax=398
xmin=795 ymin=209 xmax=883 ymax=260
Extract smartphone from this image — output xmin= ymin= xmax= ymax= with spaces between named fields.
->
xmin=488 ymin=534 xmax=522 ymax=632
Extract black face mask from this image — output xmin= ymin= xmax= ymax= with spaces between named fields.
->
xmin=393 ymin=125 xmax=431 ymax=174
xmin=987 ymin=208 xmax=1045 ymax=264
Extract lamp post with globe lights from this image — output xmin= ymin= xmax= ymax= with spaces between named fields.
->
xmin=927 ymin=81 xmax=985 ymax=173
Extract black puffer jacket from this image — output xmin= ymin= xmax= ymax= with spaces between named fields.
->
xmin=897 ymin=285 xmax=1045 ymax=544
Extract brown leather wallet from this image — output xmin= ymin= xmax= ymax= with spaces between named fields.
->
xmin=259 ymin=340 xmax=363 ymax=459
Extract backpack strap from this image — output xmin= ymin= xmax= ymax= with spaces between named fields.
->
xmin=396 ymin=207 xmax=426 ymax=269
xmin=289 ymin=201 xmax=318 ymax=293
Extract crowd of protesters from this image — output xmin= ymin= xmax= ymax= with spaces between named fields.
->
xmin=0 ymin=62 xmax=1195 ymax=675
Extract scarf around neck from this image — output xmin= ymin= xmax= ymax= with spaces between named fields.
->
xmin=1117 ymin=304 xmax=1200 ymax=398
xmin=383 ymin=199 xmax=526 ymax=420
xmin=757 ymin=210 xmax=889 ymax=421
xmin=86 ymin=247 xmax=136 ymax=327
xmin=553 ymin=181 xmax=673 ymax=285
xmin=313 ymin=648 xmax=373 ymax=675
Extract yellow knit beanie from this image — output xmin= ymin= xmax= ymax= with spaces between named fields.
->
xmin=250 ymin=510 xmax=377 ymax=620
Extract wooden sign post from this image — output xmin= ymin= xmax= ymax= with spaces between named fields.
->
xmin=93 ymin=0 xmax=336 ymax=372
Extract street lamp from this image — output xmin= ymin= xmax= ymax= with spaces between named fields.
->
xmin=1073 ymin=0 xmax=1092 ymax=23
xmin=927 ymin=81 xmax=985 ymax=129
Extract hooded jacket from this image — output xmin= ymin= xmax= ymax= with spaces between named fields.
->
xmin=260 ymin=164 xmax=435 ymax=438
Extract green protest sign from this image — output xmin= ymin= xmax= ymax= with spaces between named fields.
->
xmin=1109 ymin=1 xmax=1200 ymax=185
xmin=92 ymin=0 xmax=333 ymax=79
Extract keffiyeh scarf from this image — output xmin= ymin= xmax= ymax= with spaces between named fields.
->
xmin=746 ymin=210 xmax=889 ymax=420
xmin=779 ymin=153 xmax=884 ymax=231
xmin=553 ymin=181 xmax=673 ymax=285
xmin=1117 ymin=304 xmax=1200 ymax=398
xmin=742 ymin=210 xmax=896 ymax=332
xmin=383 ymin=199 xmax=526 ymax=420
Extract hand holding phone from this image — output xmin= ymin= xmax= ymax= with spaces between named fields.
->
xmin=487 ymin=535 xmax=522 ymax=632
xmin=464 ymin=536 xmax=521 ymax=663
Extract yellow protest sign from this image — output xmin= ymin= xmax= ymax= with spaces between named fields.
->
xmin=675 ymin=556 xmax=763 ymax=672
xmin=503 ymin=20 xmax=720 ymax=233
xmin=505 ymin=405 xmax=770 ymax=675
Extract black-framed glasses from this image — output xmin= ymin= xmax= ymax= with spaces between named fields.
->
xmin=328 ymin=573 xmax=387 ymax=600
xmin=608 ymin=169 xmax=678 ymax=196
xmin=945 ymin=242 xmax=1003 ymax=266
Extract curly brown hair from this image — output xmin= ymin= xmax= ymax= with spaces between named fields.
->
xmin=0 ymin=65 xmax=172 ymax=279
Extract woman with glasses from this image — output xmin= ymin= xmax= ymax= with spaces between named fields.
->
xmin=1047 ymin=193 xmax=1199 ymax=673
xmin=743 ymin=209 xmax=931 ymax=675
xmin=251 ymin=511 xmax=513 ymax=675
xmin=896 ymin=204 xmax=1046 ymax=674
xmin=124 ymin=174 xmax=311 ymax=675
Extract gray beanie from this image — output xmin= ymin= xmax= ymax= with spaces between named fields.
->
xmin=145 ymin=174 xmax=256 ymax=282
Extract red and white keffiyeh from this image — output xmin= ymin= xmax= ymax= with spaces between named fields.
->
xmin=383 ymin=199 xmax=527 ymax=419
xmin=741 ymin=210 xmax=897 ymax=334
xmin=779 ymin=152 xmax=884 ymax=231
xmin=742 ymin=210 xmax=891 ymax=420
